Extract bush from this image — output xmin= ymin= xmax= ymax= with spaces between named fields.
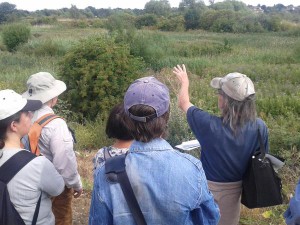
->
xmin=20 ymin=39 xmax=66 ymax=57
xmin=59 ymin=35 xmax=145 ymax=120
xmin=2 ymin=24 xmax=31 ymax=51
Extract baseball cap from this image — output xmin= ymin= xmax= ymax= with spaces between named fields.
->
xmin=22 ymin=72 xmax=66 ymax=104
xmin=0 ymin=89 xmax=42 ymax=120
xmin=124 ymin=76 xmax=170 ymax=122
xmin=210 ymin=72 xmax=255 ymax=101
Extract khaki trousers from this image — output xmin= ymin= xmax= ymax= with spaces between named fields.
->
xmin=208 ymin=180 xmax=242 ymax=225
xmin=52 ymin=186 xmax=73 ymax=225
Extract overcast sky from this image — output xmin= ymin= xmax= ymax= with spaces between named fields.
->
xmin=3 ymin=0 xmax=299 ymax=11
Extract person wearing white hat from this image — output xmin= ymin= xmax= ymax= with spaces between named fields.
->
xmin=0 ymin=89 xmax=64 ymax=225
xmin=22 ymin=72 xmax=83 ymax=225
xmin=173 ymin=65 xmax=269 ymax=225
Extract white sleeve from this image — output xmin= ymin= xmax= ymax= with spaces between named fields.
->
xmin=49 ymin=119 xmax=82 ymax=191
xmin=39 ymin=157 xmax=65 ymax=196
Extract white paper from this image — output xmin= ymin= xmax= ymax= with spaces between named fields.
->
xmin=175 ymin=139 xmax=200 ymax=151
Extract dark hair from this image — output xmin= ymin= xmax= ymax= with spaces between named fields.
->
xmin=127 ymin=104 xmax=170 ymax=143
xmin=0 ymin=112 xmax=22 ymax=149
xmin=105 ymin=103 xmax=133 ymax=141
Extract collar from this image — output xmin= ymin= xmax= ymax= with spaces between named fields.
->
xmin=129 ymin=138 xmax=173 ymax=153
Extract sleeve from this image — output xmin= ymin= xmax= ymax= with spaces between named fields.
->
xmin=191 ymin=165 xmax=220 ymax=224
xmin=186 ymin=106 xmax=212 ymax=142
xmin=39 ymin=157 xmax=65 ymax=197
xmin=49 ymin=119 xmax=82 ymax=191
xmin=284 ymin=180 xmax=300 ymax=225
xmin=88 ymin=169 xmax=113 ymax=225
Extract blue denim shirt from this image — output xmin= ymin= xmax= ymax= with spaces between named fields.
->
xmin=89 ymin=138 xmax=220 ymax=225
xmin=284 ymin=179 xmax=300 ymax=225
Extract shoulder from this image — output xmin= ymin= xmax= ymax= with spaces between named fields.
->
xmin=173 ymin=151 xmax=205 ymax=175
xmin=93 ymin=147 xmax=107 ymax=170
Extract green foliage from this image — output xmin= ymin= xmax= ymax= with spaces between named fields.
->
xmin=135 ymin=14 xmax=158 ymax=29
xmin=184 ymin=8 xmax=201 ymax=30
xmin=2 ymin=23 xmax=31 ymax=52
xmin=20 ymin=39 xmax=67 ymax=57
xmin=0 ymin=2 xmax=16 ymax=23
xmin=211 ymin=0 xmax=250 ymax=12
xmin=158 ymin=15 xmax=185 ymax=31
xmin=59 ymin=35 xmax=145 ymax=120
xmin=30 ymin=16 xmax=57 ymax=26
xmin=104 ymin=12 xmax=136 ymax=33
xmin=144 ymin=0 xmax=171 ymax=17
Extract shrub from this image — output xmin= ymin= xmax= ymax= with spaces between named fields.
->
xmin=20 ymin=39 xmax=66 ymax=57
xmin=2 ymin=23 xmax=31 ymax=51
xmin=59 ymin=35 xmax=145 ymax=120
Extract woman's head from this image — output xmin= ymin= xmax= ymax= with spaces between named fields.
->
xmin=211 ymin=73 xmax=256 ymax=132
xmin=124 ymin=76 xmax=170 ymax=142
xmin=106 ymin=103 xmax=133 ymax=141
xmin=22 ymin=72 xmax=66 ymax=105
xmin=0 ymin=90 xmax=42 ymax=148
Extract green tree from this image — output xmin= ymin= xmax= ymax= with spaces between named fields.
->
xmin=144 ymin=0 xmax=171 ymax=16
xmin=0 ymin=2 xmax=16 ymax=23
xmin=59 ymin=36 xmax=145 ymax=120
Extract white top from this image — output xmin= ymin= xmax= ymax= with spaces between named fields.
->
xmin=32 ymin=105 xmax=82 ymax=191
xmin=0 ymin=148 xmax=64 ymax=225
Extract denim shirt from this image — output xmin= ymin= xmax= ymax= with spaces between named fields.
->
xmin=284 ymin=179 xmax=300 ymax=225
xmin=89 ymin=138 xmax=220 ymax=225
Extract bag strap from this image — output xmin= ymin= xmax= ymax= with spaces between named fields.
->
xmin=257 ymin=128 xmax=266 ymax=156
xmin=0 ymin=150 xmax=36 ymax=184
xmin=36 ymin=113 xmax=61 ymax=127
xmin=0 ymin=151 xmax=41 ymax=225
xmin=104 ymin=149 xmax=147 ymax=225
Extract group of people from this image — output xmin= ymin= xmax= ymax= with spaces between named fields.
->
xmin=0 ymin=64 xmax=299 ymax=225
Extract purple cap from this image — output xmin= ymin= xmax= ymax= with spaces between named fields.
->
xmin=124 ymin=76 xmax=170 ymax=122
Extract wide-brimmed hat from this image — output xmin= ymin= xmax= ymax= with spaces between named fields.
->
xmin=0 ymin=89 xmax=42 ymax=120
xmin=210 ymin=72 xmax=255 ymax=101
xmin=22 ymin=72 xmax=66 ymax=104
xmin=124 ymin=76 xmax=170 ymax=122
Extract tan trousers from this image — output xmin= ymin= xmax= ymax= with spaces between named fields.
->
xmin=208 ymin=180 xmax=242 ymax=225
xmin=52 ymin=186 xmax=73 ymax=225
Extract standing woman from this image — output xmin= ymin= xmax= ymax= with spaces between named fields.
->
xmin=173 ymin=65 xmax=269 ymax=225
xmin=0 ymin=89 xmax=64 ymax=225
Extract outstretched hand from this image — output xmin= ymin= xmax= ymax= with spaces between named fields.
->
xmin=173 ymin=64 xmax=189 ymax=86
xmin=172 ymin=64 xmax=193 ymax=113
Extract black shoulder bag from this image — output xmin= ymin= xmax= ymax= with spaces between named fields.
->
xmin=241 ymin=128 xmax=283 ymax=208
xmin=104 ymin=149 xmax=147 ymax=225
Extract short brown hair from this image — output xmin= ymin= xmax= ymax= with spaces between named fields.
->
xmin=105 ymin=103 xmax=133 ymax=141
xmin=127 ymin=104 xmax=170 ymax=142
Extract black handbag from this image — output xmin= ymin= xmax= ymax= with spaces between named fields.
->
xmin=241 ymin=128 xmax=283 ymax=209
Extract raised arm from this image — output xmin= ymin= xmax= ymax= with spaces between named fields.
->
xmin=173 ymin=64 xmax=193 ymax=113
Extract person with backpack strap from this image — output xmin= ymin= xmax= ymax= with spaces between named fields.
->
xmin=89 ymin=76 xmax=220 ymax=225
xmin=22 ymin=72 xmax=83 ymax=225
xmin=0 ymin=89 xmax=64 ymax=225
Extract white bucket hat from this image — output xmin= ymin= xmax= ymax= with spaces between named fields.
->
xmin=0 ymin=89 xmax=42 ymax=120
xmin=22 ymin=72 xmax=66 ymax=104
xmin=210 ymin=72 xmax=255 ymax=101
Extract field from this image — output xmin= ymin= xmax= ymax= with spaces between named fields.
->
xmin=1 ymin=22 xmax=300 ymax=224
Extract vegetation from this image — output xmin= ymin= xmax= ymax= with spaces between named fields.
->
xmin=1 ymin=23 xmax=31 ymax=51
xmin=0 ymin=0 xmax=299 ymax=223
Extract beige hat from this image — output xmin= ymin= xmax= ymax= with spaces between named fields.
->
xmin=22 ymin=72 xmax=66 ymax=104
xmin=210 ymin=72 xmax=255 ymax=101
xmin=0 ymin=89 xmax=42 ymax=120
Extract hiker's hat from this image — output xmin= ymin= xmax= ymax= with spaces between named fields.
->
xmin=210 ymin=72 xmax=255 ymax=101
xmin=22 ymin=72 xmax=66 ymax=104
xmin=124 ymin=76 xmax=170 ymax=122
xmin=0 ymin=89 xmax=42 ymax=120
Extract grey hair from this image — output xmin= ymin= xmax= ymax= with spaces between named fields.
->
xmin=220 ymin=90 xmax=256 ymax=134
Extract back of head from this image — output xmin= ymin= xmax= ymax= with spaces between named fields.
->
xmin=0 ymin=90 xmax=42 ymax=149
xmin=210 ymin=72 xmax=257 ymax=132
xmin=22 ymin=72 xmax=66 ymax=104
xmin=124 ymin=76 xmax=170 ymax=142
xmin=105 ymin=103 xmax=133 ymax=141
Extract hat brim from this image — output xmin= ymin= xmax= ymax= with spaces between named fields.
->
xmin=21 ymin=99 xmax=42 ymax=112
xmin=22 ymin=80 xmax=66 ymax=104
xmin=210 ymin=77 xmax=222 ymax=89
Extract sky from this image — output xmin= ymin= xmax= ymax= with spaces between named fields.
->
xmin=3 ymin=0 xmax=299 ymax=12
